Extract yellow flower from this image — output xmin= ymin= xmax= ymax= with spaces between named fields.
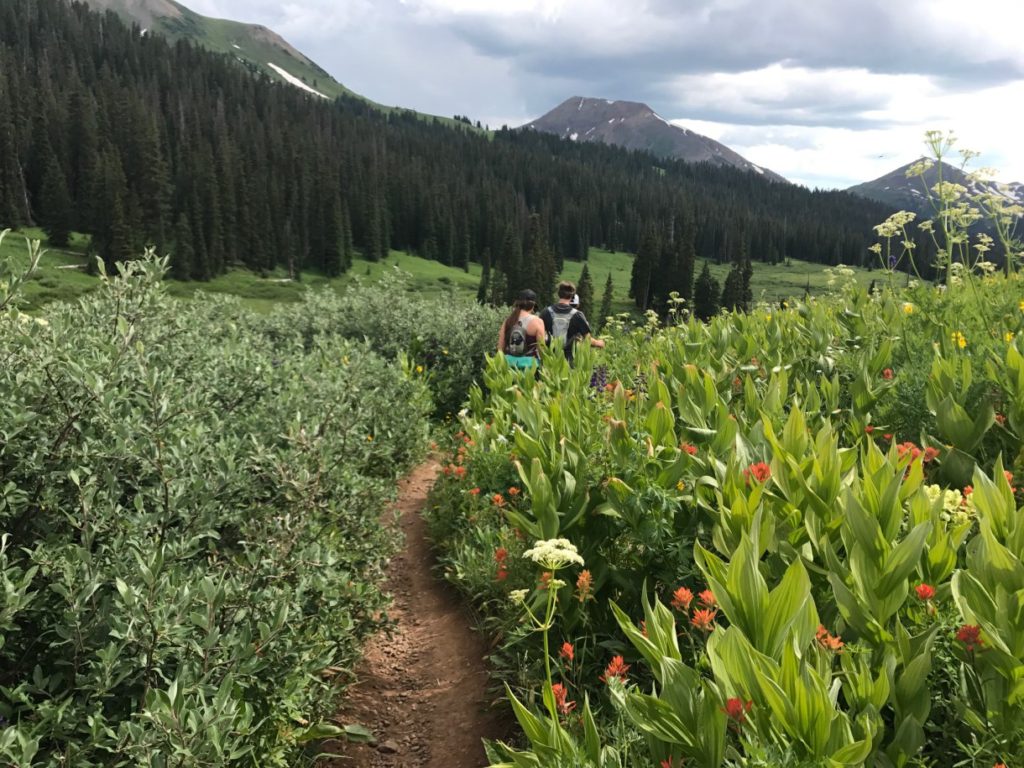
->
xmin=342 ymin=356 xmax=350 ymax=365
xmin=366 ymin=435 xmax=374 ymax=442
xmin=676 ymin=481 xmax=686 ymax=491
xmin=1007 ymin=331 xmax=1017 ymax=343
xmin=902 ymin=302 xmax=914 ymax=315
xmin=415 ymin=365 xmax=424 ymax=374
xmin=951 ymin=331 xmax=967 ymax=349
xmin=1019 ymin=299 xmax=1024 ymax=312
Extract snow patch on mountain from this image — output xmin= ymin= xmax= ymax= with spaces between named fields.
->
xmin=266 ymin=63 xmax=327 ymax=99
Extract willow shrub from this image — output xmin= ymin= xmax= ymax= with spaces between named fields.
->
xmin=0 ymin=252 xmax=430 ymax=766
xmin=258 ymin=270 xmax=505 ymax=419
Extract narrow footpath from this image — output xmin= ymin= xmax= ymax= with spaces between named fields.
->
xmin=328 ymin=460 xmax=509 ymax=767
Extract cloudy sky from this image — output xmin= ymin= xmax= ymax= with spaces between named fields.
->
xmin=187 ymin=0 xmax=1024 ymax=189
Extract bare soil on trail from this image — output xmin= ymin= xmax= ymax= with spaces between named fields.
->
xmin=326 ymin=460 xmax=510 ymax=768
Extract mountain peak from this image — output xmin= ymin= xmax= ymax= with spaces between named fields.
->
xmin=848 ymin=159 xmax=1024 ymax=213
xmin=523 ymin=96 xmax=785 ymax=182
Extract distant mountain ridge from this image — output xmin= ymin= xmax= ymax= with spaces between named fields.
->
xmin=83 ymin=0 xmax=359 ymax=100
xmin=523 ymin=97 xmax=787 ymax=183
xmin=847 ymin=159 xmax=1024 ymax=214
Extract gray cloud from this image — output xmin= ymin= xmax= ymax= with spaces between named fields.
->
xmin=446 ymin=0 xmax=1022 ymax=86
xmin=182 ymin=0 xmax=1024 ymax=188
xmin=186 ymin=0 xmax=1023 ymax=127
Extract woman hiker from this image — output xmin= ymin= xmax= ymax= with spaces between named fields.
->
xmin=498 ymin=289 xmax=546 ymax=370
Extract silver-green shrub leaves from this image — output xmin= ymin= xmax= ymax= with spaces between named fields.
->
xmin=0 ymin=256 xmax=430 ymax=766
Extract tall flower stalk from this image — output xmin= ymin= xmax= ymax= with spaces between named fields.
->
xmin=512 ymin=538 xmax=584 ymax=731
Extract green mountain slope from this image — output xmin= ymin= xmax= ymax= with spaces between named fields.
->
xmin=84 ymin=0 xmax=362 ymax=101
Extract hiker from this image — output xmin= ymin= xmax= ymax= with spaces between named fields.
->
xmin=539 ymin=281 xmax=605 ymax=365
xmin=498 ymin=289 xmax=546 ymax=369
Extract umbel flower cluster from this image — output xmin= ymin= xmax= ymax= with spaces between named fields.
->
xmin=522 ymin=538 xmax=585 ymax=570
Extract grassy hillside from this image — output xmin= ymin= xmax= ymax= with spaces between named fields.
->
xmin=3 ymin=229 xmax=880 ymax=315
xmin=85 ymin=0 xmax=477 ymax=127
xmin=85 ymin=0 xmax=356 ymax=100
xmin=159 ymin=2 xmax=357 ymax=101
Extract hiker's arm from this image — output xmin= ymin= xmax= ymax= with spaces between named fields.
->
xmin=530 ymin=316 xmax=546 ymax=343
xmin=497 ymin=322 xmax=505 ymax=353
xmin=575 ymin=313 xmax=602 ymax=348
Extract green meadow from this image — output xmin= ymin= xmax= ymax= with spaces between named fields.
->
xmin=4 ymin=229 xmax=879 ymax=315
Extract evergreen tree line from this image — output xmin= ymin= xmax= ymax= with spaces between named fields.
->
xmin=0 ymin=0 xmax=896 ymax=294
xmin=629 ymin=213 xmax=755 ymax=319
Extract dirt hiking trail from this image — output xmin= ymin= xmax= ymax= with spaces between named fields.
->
xmin=328 ymin=460 xmax=509 ymax=767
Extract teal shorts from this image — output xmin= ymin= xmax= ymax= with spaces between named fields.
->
xmin=506 ymin=355 xmax=539 ymax=370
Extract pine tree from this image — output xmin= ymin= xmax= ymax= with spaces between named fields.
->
xmin=694 ymin=261 xmax=720 ymax=321
xmin=488 ymin=267 xmax=508 ymax=307
xmin=91 ymin=151 xmax=135 ymax=269
xmin=477 ymin=247 xmax=491 ymax=304
xmin=524 ymin=214 xmax=557 ymax=302
xmin=67 ymin=89 xmax=99 ymax=233
xmin=720 ymin=264 xmax=742 ymax=311
xmin=496 ymin=224 xmax=521 ymax=304
xmin=678 ymin=211 xmax=697 ymax=302
xmin=364 ymin=200 xmax=383 ymax=262
xmin=322 ymin=195 xmax=344 ymax=277
xmin=136 ymin=116 xmax=170 ymax=251
xmin=170 ymin=212 xmax=194 ymax=280
xmin=740 ymin=252 xmax=754 ymax=310
xmin=0 ymin=74 xmax=27 ymax=227
xmin=189 ymin=191 xmax=211 ymax=280
xmin=629 ymin=228 xmax=658 ymax=310
xmin=457 ymin=214 xmax=471 ymax=272
xmin=340 ymin=202 xmax=354 ymax=270
xmin=577 ymin=262 xmax=595 ymax=318
xmin=40 ymin=158 xmax=73 ymax=247
xmin=720 ymin=240 xmax=753 ymax=313
xmin=442 ymin=214 xmax=456 ymax=267
xmin=598 ymin=272 xmax=614 ymax=330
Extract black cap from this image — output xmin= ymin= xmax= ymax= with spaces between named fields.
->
xmin=517 ymin=289 xmax=537 ymax=302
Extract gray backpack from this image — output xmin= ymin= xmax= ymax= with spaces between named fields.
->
xmin=506 ymin=318 xmax=529 ymax=355
xmin=550 ymin=308 xmax=578 ymax=348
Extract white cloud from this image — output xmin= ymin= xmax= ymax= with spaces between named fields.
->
xmin=669 ymin=67 xmax=1024 ymax=188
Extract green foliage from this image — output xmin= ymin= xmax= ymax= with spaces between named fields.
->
xmin=258 ymin=270 xmax=503 ymax=418
xmin=0 ymin=249 xmax=430 ymax=765
xmin=428 ymin=263 xmax=1024 ymax=768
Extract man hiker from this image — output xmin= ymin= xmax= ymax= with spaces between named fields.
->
xmin=539 ymin=281 xmax=605 ymax=365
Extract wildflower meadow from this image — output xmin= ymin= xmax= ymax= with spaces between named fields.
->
xmin=427 ymin=135 xmax=1024 ymax=768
